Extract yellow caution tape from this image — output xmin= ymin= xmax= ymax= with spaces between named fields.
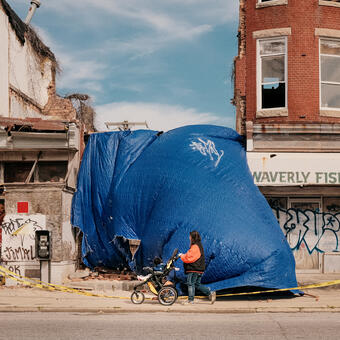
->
xmin=0 ymin=265 xmax=130 ymax=299
xmin=1 ymin=265 xmax=340 ymax=300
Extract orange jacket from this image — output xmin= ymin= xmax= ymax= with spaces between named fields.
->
xmin=180 ymin=244 xmax=201 ymax=264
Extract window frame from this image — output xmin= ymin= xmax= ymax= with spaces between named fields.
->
xmin=257 ymin=0 xmax=288 ymax=8
xmin=319 ymin=37 xmax=340 ymax=112
xmin=257 ymin=36 xmax=288 ymax=112
xmin=319 ymin=0 xmax=340 ymax=8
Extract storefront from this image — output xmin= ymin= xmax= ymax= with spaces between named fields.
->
xmin=247 ymin=152 xmax=340 ymax=273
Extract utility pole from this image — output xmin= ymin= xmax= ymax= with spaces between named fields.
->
xmin=105 ymin=120 xmax=149 ymax=131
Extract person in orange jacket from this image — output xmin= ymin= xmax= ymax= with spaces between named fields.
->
xmin=179 ymin=230 xmax=216 ymax=304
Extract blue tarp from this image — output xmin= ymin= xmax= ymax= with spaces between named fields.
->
xmin=71 ymin=125 xmax=298 ymax=292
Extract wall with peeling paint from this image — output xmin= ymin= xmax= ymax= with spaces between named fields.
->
xmin=1 ymin=185 xmax=77 ymax=284
xmin=0 ymin=9 xmax=9 ymax=116
xmin=8 ymin=28 xmax=53 ymax=118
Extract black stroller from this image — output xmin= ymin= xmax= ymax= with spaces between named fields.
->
xmin=131 ymin=249 xmax=179 ymax=306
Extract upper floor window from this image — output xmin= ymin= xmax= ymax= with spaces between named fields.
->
xmin=2 ymin=161 xmax=67 ymax=183
xmin=257 ymin=38 xmax=287 ymax=110
xmin=320 ymin=39 xmax=340 ymax=110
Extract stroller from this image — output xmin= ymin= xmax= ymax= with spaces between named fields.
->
xmin=131 ymin=249 xmax=179 ymax=306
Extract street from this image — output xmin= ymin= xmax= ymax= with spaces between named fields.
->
xmin=1 ymin=312 xmax=339 ymax=340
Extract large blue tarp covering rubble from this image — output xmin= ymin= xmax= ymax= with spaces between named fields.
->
xmin=71 ymin=125 xmax=298 ymax=292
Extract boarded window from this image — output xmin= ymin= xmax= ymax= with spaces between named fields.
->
xmin=37 ymin=161 xmax=68 ymax=182
xmin=4 ymin=162 xmax=34 ymax=183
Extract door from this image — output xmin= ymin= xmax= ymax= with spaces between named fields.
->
xmin=288 ymin=199 xmax=321 ymax=271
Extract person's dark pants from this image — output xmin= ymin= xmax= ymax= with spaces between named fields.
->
xmin=186 ymin=272 xmax=210 ymax=302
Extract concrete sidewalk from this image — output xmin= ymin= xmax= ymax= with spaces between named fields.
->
xmin=0 ymin=285 xmax=340 ymax=314
xmin=1 ymin=272 xmax=340 ymax=313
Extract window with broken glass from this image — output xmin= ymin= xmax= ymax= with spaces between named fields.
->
xmin=37 ymin=161 xmax=68 ymax=182
xmin=257 ymin=38 xmax=287 ymax=110
xmin=4 ymin=162 xmax=35 ymax=183
xmin=320 ymin=39 xmax=340 ymax=110
xmin=2 ymin=161 xmax=67 ymax=183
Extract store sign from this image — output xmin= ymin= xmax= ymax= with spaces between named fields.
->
xmin=247 ymin=153 xmax=340 ymax=186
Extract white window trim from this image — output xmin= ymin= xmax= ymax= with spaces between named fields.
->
xmin=256 ymin=37 xmax=288 ymax=117
xmin=253 ymin=27 xmax=291 ymax=39
xmin=315 ymin=28 xmax=340 ymax=39
xmin=256 ymin=0 xmax=288 ymax=9
xmin=319 ymin=38 xmax=340 ymax=114
xmin=319 ymin=0 xmax=340 ymax=8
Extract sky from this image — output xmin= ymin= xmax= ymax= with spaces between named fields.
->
xmin=8 ymin=0 xmax=239 ymax=131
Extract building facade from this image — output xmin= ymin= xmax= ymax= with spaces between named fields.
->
xmin=234 ymin=0 xmax=340 ymax=272
xmin=0 ymin=0 xmax=89 ymax=284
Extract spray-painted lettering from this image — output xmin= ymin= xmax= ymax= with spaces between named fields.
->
xmin=190 ymin=138 xmax=224 ymax=167
xmin=272 ymin=208 xmax=339 ymax=253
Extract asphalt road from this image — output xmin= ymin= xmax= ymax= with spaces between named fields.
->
xmin=1 ymin=312 xmax=340 ymax=340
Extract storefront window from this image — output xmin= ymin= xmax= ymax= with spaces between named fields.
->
xmin=323 ymin=197 xmax=340 ymax=213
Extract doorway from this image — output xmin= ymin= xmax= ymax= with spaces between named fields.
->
xmin=288 ymin=198 xmax=322 ymax=272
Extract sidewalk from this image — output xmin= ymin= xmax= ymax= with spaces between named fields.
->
xmin=0 ymin=273 xmax=340 ymax=314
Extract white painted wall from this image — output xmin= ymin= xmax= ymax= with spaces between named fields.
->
xmin=1 ymin=214 xmax=46 ymax=285
xmin=0 ymin=9 xmax=9 ymax=116
xmin=9 ymin=28 xmax=53 ymax=118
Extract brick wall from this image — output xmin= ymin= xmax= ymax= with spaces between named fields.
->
xmin=234 ymin=0 xmax=340 ymax=131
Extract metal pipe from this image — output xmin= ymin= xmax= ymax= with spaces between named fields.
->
xmin=24 ymin=0 xmax=41 ymax=25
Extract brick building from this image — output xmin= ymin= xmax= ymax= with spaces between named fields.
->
xmin=0 ymin=0 xmax=93 ymax=284
xmin=234 ymin=0 xmax=340 ymax=272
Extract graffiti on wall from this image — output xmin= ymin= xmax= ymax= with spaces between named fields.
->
xmin=1 ymin=215 xmax=46 ymax=262
xmin=272 ymin=208 xmax=339 ymax=254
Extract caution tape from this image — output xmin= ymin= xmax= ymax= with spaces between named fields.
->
xmin=0 ymin=265 xmax=130 ymax=300
xmin=1 ymin=265 xmax=340 ymax=300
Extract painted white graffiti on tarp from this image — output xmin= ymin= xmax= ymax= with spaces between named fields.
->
xmin=272 ymin=208 xmax=340 ymax=254
xmin=190 ymin=138 xmax=224 ymax=167
xmin=1 ymin=215 xmax=46 ymax=262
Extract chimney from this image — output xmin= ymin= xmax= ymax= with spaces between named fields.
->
xmin=24 ymin=0 xmax=41 ymax=25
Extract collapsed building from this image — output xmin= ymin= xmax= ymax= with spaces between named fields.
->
xmin=0 ymin=0 xmax=94 ymax=284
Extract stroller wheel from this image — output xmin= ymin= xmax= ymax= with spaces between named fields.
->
xmin=158 ymin=286 xmax=177 ymax=306
xmin=131 ymin=291 xmax=145 ymax=304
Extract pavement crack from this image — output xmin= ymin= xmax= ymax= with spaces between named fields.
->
xmin=269 ymin=314 xmax=289 ymax=340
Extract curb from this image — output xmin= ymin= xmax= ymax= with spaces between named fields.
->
xmin=1 ymin=306 xmax=340 ymax=313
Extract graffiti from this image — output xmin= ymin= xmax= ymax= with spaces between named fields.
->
xmin=2 ymin=218 xmax=42 ymax=238
xmin=272 ymin=208 xmax=340 ymax=254
xmin=8 ymin=265 xmax=21 ymax=276
xmin=2 ymin=245 xmax=34 ymax=261
xmin=190 ymin=138 xmax=224 ymax=167
xmin=1 ymin=215 xmax=45 ymax=263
